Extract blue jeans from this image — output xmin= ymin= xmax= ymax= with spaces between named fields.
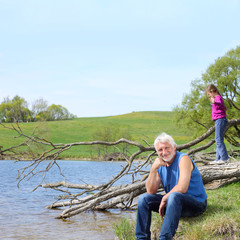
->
xmin=135 ymin=192 xmax=207 ymax=240
xmin=215 ymin=118 xmax=229 ymax=160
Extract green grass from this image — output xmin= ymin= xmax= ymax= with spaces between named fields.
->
xmin=114 ymin=217 xmax=136 ymax=240
xmin=154 ymin=182 xmax=240 ymax=239
xmin=0 ymin=111 xmax=192 ymax=159
xmin=114 ymin=182 xmax=240 ymax=240
xmin=0 ymin=111 xmax=234 ymax=159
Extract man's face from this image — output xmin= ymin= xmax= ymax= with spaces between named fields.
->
xmin=156 ymin=141 xmax=176 ymax=162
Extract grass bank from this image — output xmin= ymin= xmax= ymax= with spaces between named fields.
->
xmin=0 ymin=111 xmax=232 ymax=159
xmin=114 ymin=182 xmax=240 ymax=240
xmin=0 ymin=111 xmax=192 ymax=159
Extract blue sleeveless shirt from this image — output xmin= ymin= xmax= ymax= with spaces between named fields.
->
xmin=157 ymin=151 xmax=207 ymax=203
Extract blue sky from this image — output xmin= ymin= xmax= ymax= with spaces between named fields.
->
xmin=0 ymin=0 xmax=240 ymax=117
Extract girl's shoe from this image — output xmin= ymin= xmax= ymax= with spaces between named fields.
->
xmin=209 ymin=159 xmax=230 ymax=164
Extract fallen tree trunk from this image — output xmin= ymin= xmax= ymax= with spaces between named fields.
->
xmin=55 ymin=181 xmax=149 ymax=219
xmin=42 ymin=161 xmax=240 ymax=219
xmin=201 ymin=162 xmax=240 ymax=184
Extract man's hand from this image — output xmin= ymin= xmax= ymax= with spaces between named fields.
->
xmin=159 ymin=195 xmax=167 ymax=218
xmin=151 ymin=157 xmax=165 ymax=171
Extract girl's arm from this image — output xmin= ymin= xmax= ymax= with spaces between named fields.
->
xmin=214 ymin=95 xmax=223 ymax=105
xmin=209 ymin=97 xmax=215 ymax=104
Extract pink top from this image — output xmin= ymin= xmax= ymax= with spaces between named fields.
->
xmin=212 ymin=95 xmax=227 ymax=121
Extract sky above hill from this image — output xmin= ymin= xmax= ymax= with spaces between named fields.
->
xmin=0 ymin=0 xmax=240 ymax=117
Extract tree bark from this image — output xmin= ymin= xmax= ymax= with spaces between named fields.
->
xmin=42 ymin=162 xmax=240 ymax=219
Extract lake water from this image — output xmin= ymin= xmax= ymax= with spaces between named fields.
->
xmin=0 ymin=160 xmax=146 ymax=240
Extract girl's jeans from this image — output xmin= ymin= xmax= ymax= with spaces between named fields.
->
xmin=135 ymin=192 xmax=207 ymax=240
xmin=215 ymin=118 xmax=229 ymax=160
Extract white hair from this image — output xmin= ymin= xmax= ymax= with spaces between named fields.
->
xmin=154 ymin=132 xmax=176 ymax=150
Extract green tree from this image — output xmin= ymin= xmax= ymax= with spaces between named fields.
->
xmin=93 ymin=126 xmax=133 ymax=156
xmin=45 ymin=104 xmax=75 ymax=121
xmin=94 ymin=126 xmax=117 ymax=156
xmin=0 ymin=97 xmax=10 ymax=122
xmin=174 ymin=45 xmax=240 ymax=146
xmin=0 ymin=95 xmax=31 ymax=122
xmin=0 ymin=96 xmax=76 ymax=122
xmin=32 ymin=98 xmax=48 ymax=121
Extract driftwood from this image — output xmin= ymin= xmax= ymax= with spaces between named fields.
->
xmin=42 ymin=162 xmax=240 ymax=219
xmin=0 ymin=119 xmax=240 ymax=219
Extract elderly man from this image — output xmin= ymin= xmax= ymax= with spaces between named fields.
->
xmin=135 ymin=132 xmax=207 ymax=240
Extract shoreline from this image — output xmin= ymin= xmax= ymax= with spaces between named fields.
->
xmin=0 ymin=154 xmax=145 ymax=162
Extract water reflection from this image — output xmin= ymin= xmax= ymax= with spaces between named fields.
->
xmin=0 ymin=160 xmax=143 ymax=240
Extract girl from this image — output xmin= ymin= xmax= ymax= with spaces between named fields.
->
xmin=206 ymin=84 xmax=229 ymax=164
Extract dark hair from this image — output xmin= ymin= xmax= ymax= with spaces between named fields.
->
xmin=206 ymin=84 xmax=220 ymax=95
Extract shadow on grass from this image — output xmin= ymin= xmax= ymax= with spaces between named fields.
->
xmin=204 ymin=203 xmax=235 ymax=216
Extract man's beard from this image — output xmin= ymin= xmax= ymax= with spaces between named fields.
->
xmin=162 ymin=151 xmax=175 ymax=162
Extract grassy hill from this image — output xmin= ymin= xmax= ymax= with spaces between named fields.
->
xmin=0 ymin=111 xmax=192 ymax=159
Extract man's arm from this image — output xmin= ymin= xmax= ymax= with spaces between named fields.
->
xmin=145 ymin=157 xmax=165 ymax=194
xmin=159 ymin=155 xmax=193 ymax=218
